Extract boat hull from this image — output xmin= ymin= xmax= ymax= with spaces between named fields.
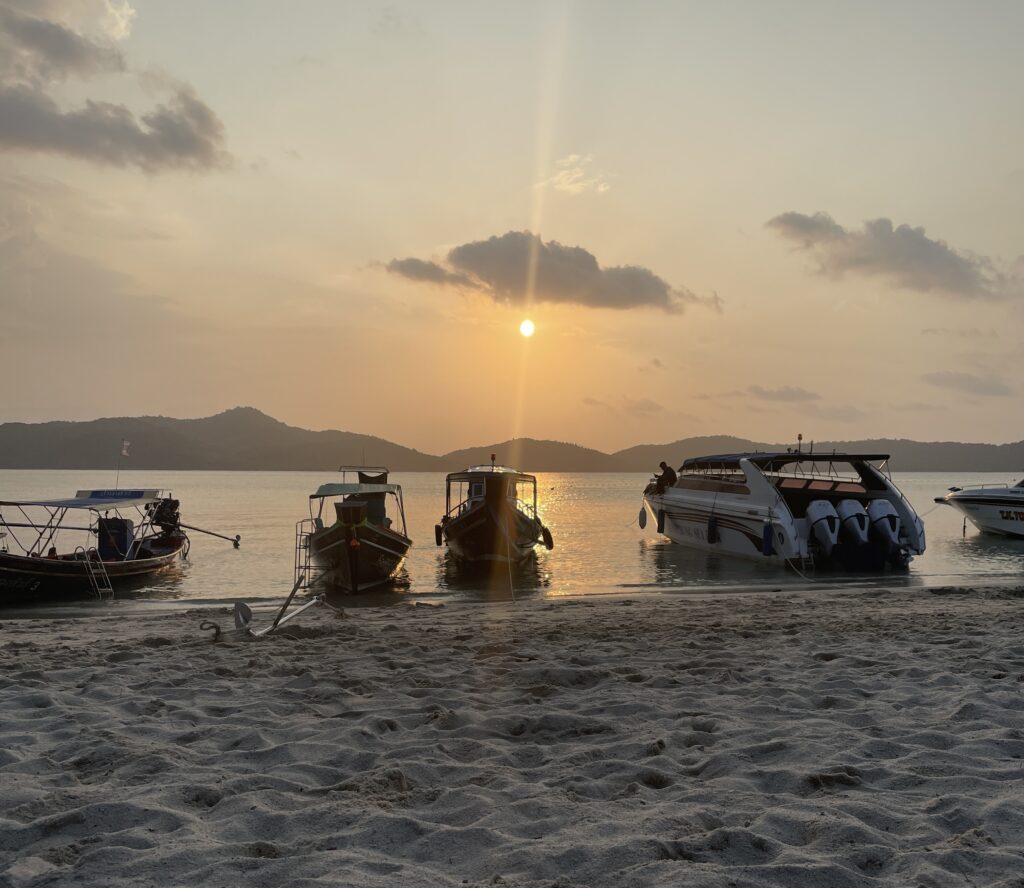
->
xmin=308 ymin=521 xmax=411 ymax=593
xmin=0 ymin=541 xmax=185 ymax=603
xmin=644 ymin=494 xmax=791 ymax=563
xmin=945 ymin=494 xmax=1024 ymax=538
xmin=441 ymin=503 xmax=543 ymax=563
xmin=645 ymin=492 xmax=907 ymax=571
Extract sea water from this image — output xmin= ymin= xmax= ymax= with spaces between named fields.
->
xmin=1 ymin=470 xmax=1022 ymax=608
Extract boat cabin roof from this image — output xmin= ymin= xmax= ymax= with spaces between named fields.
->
xmin=446 ymin=466 xmax=536 ymax=484
xmin=681 ymin=452 xmax=890 ymax=472
xmin=0 ymin=489 xmax=165 ymax=510
xmin=310 ymin=483 xmax=401 ymax=499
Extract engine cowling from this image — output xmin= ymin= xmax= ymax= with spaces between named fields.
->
xmin=806 ymin=500 xmax=839 ymax=555
xmin=836 ymin=499 xmax=870 ymax=545
xmin=866 ymin=500 xmax=902 ymax=551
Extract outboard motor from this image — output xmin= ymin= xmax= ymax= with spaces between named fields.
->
xmin=836 ymin=500 xmax=870 ymax=545
xmin=866 ymin=500 xmax=902 ymax=552
xmin=150 ymin=498 xmax=181 ymax=533
xmin=806 ymin=500 xmax=839 ymax=556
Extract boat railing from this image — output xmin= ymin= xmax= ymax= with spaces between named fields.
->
xmin=444 ymin=495 xmax=537 ymax=521
xmin=947 ymin=482 xmax=1014 ymax=492
xmin=514 ymin=498 xmax=537 ymax=520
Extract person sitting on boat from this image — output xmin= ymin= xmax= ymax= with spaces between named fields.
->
xmin=655 ymin=461 xmax=678 ymax=494
xmin=46 ymin=547 xmax=58 ymax=559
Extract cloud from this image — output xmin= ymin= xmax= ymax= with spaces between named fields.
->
xmin=922 ymin=371 xmax=1012 ymax=397
xmin=0 ymin=175 xmax=187 ymax=348
xmin=535 ymin=154 xmax=610 ymax=195
xmin=384 ymin=257 xmax=477 ymax=288
xmin=801 ymin=403 xmax=866 ymax=422
xmin=0 ymin=5 xmax=123 ymax=79
xmin=0 ymin=85 xmax=228 ymax=170
xmin=622 ymin=397 xmax=664 ymax=417
xmin=0 ymin=1 xmax=228 ymax=172
xmin=767 ymin=211 xmax=1020 ymax=300
xmin=921 ymin=327 xmax=991 ymax=339
xmin=387 ymin=230 xmax=720 ymax=313
xmin=748 ymin=384 xmax=821 ymax=402
xmin=372 ymin=5 xmax=424 ymax=37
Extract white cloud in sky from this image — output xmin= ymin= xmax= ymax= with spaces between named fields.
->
xmin=535 ymin=153 xmax=610 ymax=195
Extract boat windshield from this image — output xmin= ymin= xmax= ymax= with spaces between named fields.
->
xmin=445 ymin=473 xmax=538 ymax=519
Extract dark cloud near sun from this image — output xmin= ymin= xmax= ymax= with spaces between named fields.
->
xmin=387 ymin=230 xmax=721 ymax=313
xmin=0 ymin=1 xmax=229 ymax=171
xmin=767 ymin=211 xmax=1020 ymax=300
xmin=385 ymin=257 xmax=476 ymax=288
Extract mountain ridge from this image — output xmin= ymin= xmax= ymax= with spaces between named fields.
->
xmin=1 ymin=408 xmax=1022 ymax=473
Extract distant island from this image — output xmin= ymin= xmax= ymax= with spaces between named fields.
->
xmin=1 ymin=407 xmax=1022 ymax=473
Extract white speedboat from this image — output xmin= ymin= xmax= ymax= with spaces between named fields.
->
xmin=934 ymin=480 xmax=1024 ymax=537
xmin=643 ymin=451 xmax=926 ymax=570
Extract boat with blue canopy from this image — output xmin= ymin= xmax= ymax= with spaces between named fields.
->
xmin=0 ymin=489 xmax=190 ymax=601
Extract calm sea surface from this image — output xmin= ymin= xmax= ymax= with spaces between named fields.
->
xmin=2 ymin=469 xmax=1023 ymax=610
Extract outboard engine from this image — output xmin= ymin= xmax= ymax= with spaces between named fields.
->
xmin=836 ymin=499 xmax=870 ymax=545
xmin=150 ymin=498 xmax=181 ymax=533
xmin=806 ymin=500 xmax=839 ymax=556
xmin=866 ymin=500 xmax=902 ymax=552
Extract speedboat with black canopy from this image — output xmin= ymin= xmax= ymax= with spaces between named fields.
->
xmin=435 ymin=458 xmax=553 ymax=562
xmin=643 ymin=450 xmax=925 ymax=570
xmin=0 ymin=489 xmax=190 ymax=601
xmin=296 ymin=467 xmax=412 ymax=594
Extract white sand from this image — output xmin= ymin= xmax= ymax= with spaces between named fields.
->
xmin=2 ymin=587 xmax=1024 ymax=887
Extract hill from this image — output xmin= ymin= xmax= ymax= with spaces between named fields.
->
xmin=614 ymin=437 xmax=1024 ymax=472
xmin=0 ymin=407 xmax=442 ymax=471
xmin=2 ymin=408 xmax=1023 ymax=472
xmin=440 ymin=438 xmax=626 ymax=473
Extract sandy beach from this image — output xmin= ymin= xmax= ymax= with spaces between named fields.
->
xmin=3 ymin=587 xmax=1024 ymax=887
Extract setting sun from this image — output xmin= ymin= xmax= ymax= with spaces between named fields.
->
xmin=519 ymin=319 xmax=535 ymax=337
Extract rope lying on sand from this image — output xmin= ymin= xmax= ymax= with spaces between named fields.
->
xmin=198 ymin=620 xmax=221 ymax=641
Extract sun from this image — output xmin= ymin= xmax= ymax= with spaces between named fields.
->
xmin=519 ymin=319 xmax=535 ymax=337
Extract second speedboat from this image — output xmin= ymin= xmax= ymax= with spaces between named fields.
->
xmin=934 ymin=479 xmax=1024 ymax=537
xmin=435 ymin=459 xmax=553 ymax=562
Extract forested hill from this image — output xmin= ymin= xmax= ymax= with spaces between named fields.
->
xmin=1 ymin=408 xmax=1021 ymax=473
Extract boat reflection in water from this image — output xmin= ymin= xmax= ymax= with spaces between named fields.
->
xmin=938 ymin=531 xmax=1024 ymax=573
xmin=435 ymin=551 xmax=551 ymax=600
xmin=638 ymin=538 xmax=787 ymax=590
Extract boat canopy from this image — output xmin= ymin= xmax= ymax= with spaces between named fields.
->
xmin=680 ymin=453 xmax=890 ymax=472
xmin=310 ymin=483 xmax=400 ymax=499
xmin=447 ymin=467 xmax=536 ymax=484
xmin=0 ymin=489 xmax=164 ymax=510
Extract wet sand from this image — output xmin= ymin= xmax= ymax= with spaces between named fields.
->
xmin=2 ymin=586 xmax=1024 ymax=887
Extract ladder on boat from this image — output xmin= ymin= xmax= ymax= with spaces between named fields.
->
xmin=294 ymin=520 xmax=316 ymax=595
xmin=76 ymin=546 xmax=113 ymax=599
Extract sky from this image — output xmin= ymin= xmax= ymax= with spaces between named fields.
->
xmin=2 ymin=0 xmax=1023 ymax=453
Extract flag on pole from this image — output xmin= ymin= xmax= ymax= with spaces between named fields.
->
xmin=121 ymin=440 xmax=130 ymax=457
